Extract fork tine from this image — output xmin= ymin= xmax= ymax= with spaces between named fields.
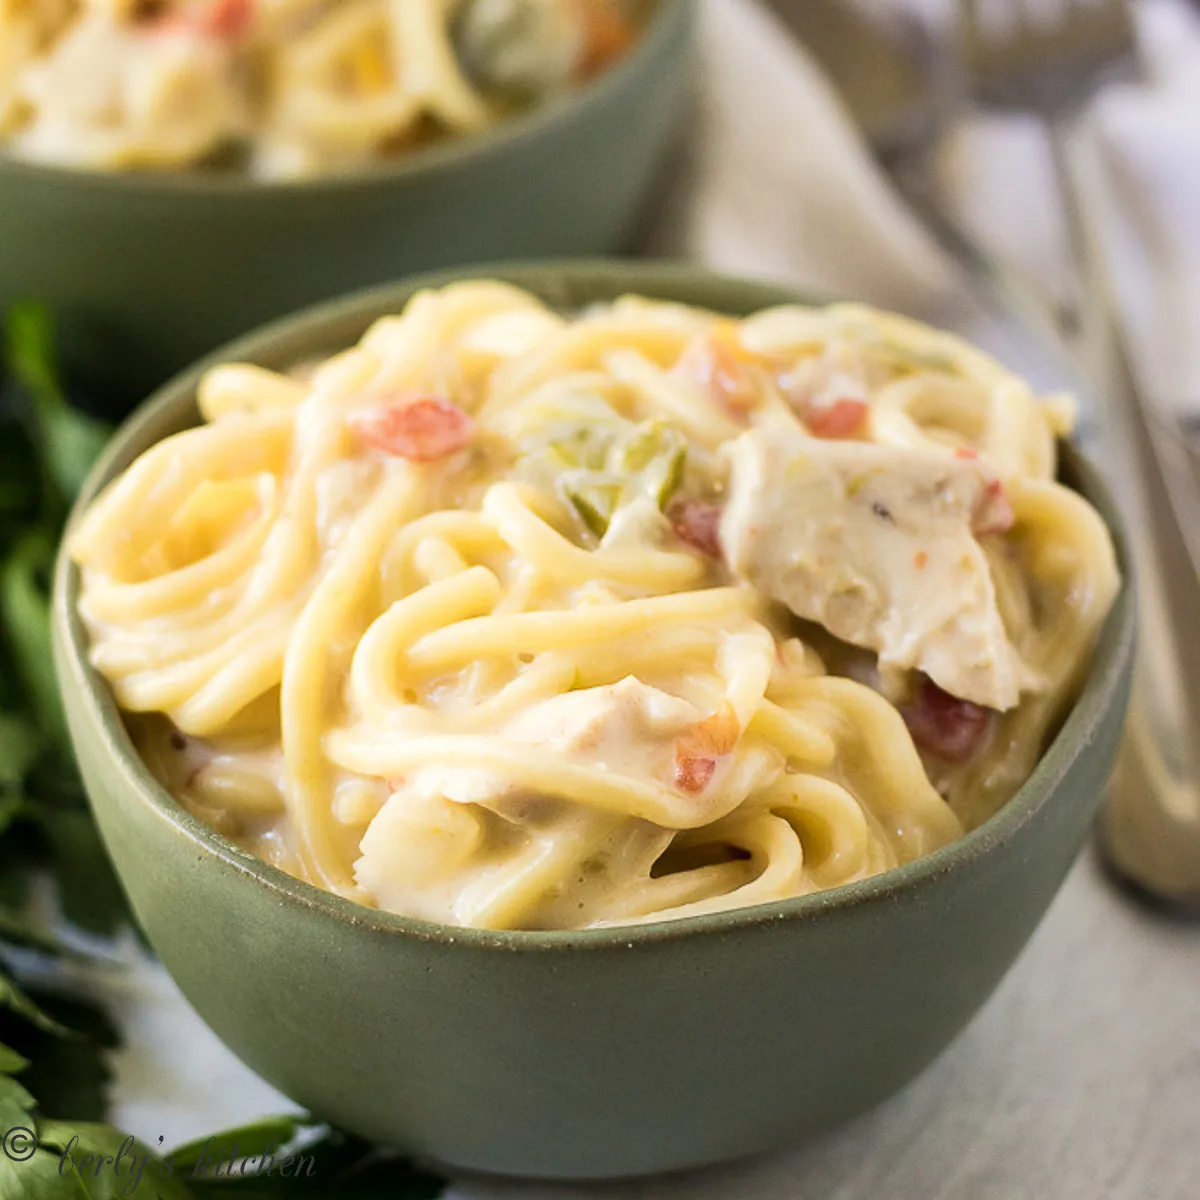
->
xmin=959 ymin=0 xmax=979 ymax=39
xmin=959 ymin=0 xmax=999 ymax=62
xmin=1068 ymin=0 xmax=1137 ymax=67
xmin=1059 ymin=0 xmax=1135 ymax=36
xmin=1090 ymin=0 xmax=1137 ymax=48
xmin=1011 ymin=0 xmax=1038 ymax=34
xmin=958 ymin=0 xmax=1137 ymax=113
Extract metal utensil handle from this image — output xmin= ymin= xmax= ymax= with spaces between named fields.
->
xmin=1050 ymin=123 xmax=1200 ymax=903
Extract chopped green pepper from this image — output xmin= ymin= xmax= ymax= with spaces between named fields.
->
xmin=512 ymin=392 xmax=693 ymax=541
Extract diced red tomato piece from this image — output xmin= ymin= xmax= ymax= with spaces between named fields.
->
xmin=675 ymin=756 xmax=717 ymax=794
xmin=954 ymin=446 xmax=979 ymax=460
xmin=144 ymin=11 xmax=186 ymax=34
xmin=668 ymin=499 xmax=723 ymax=558
xmin=901 ymin=678 xmax=992 ymax=762
xmin=975 ymin=478 xmax=1015 ymax=535
xmin=674 ymin=703 xmax=741 ymax=793
xmin=146 ymin=0 xmax=253 ymax=37
xmin=578 ymin=0 xmax=638 ymax=78
xmin=347 ymin=396 xmax=474 ymax=462
xmin=804 ymin=398 xmax=868 ymax=439
xmin=679 ymin=327 xmax=761 ymax=416
xmin=198 ymin=0 xmax=253 ymax=37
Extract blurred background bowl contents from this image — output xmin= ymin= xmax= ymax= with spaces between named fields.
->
xmin=0 ymin=0 xmax=690 ymax=400
xmin=0 ymin=0 xmax=651 ymax=176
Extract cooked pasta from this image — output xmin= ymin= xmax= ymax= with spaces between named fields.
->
xmin=69 ymin=283 xmax=1120 ymax=929
xmin=0 ymin=0 xmax=644 ymax=176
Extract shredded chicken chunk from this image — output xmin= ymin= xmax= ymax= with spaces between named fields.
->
xmin=721 ymin=428 xmax=1037 ymax=710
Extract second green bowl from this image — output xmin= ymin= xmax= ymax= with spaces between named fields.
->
xmin=0 ymin=2 xmax=692 ymax=402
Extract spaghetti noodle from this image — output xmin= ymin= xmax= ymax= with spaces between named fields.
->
xmin=70 ymin=283 xmax=1120 ymax=928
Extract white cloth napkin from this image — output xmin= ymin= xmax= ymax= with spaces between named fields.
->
xmin=643 ymin=0 xmax=965 ymax=314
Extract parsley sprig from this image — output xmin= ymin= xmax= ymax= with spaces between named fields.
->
xmin=0 ymin=306 xmax=445 ymax=1199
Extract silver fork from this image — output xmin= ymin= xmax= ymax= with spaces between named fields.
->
xmin=961 ymin=0 xmax=1200 ymax=908
xmin=962 ymin=0 xmax=1138 ymax=333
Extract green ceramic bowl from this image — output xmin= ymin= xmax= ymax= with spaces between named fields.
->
xmin=0 ymin=2 xmax=690 ymax=404
xmin=53 ymin=263 xmax=1135 ymax=1181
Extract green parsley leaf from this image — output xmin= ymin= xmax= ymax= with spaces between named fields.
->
xmin=0 ymin=970 xmax=70 ymax=1039
xmin=0 ymin=1146 xmax=86 ymax=1200
xmin=38 ymin=1122 xmax=196 ymax=1200
xmin=318 ymin=1154 xmax=446 ymax=1200
xmin=0 ymin=1072 xmax=35 ymax=1132
xmin=0 ymin=795 xmax=26 ymax=843
xmin=0 ymin=909 xmax=65 ymax=957
xmin=0 ymin=1043 xmax=29 ymax=1075
xmin=3 ymin=303 xmax=111 ymax=509
xmin=37 ymin=811 xmax=129 ymax=940
xmin=184 ymin=1127 xmax=444 ymax=1199
xmin=0 ymin=715 xmax=39 ymax=791
xmin=167 ymin=1118 xmax=314 ymax=1174
xmin=0 ymin=532 xmax=67 ymax=757
xmin=5 ymin=992 xmax=117 ymax=1123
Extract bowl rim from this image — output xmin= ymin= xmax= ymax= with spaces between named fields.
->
xmin=0 ymin=0 xmax=687 ymax=198
xmin=52 ymin=259 xmax=1137 ymax=953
